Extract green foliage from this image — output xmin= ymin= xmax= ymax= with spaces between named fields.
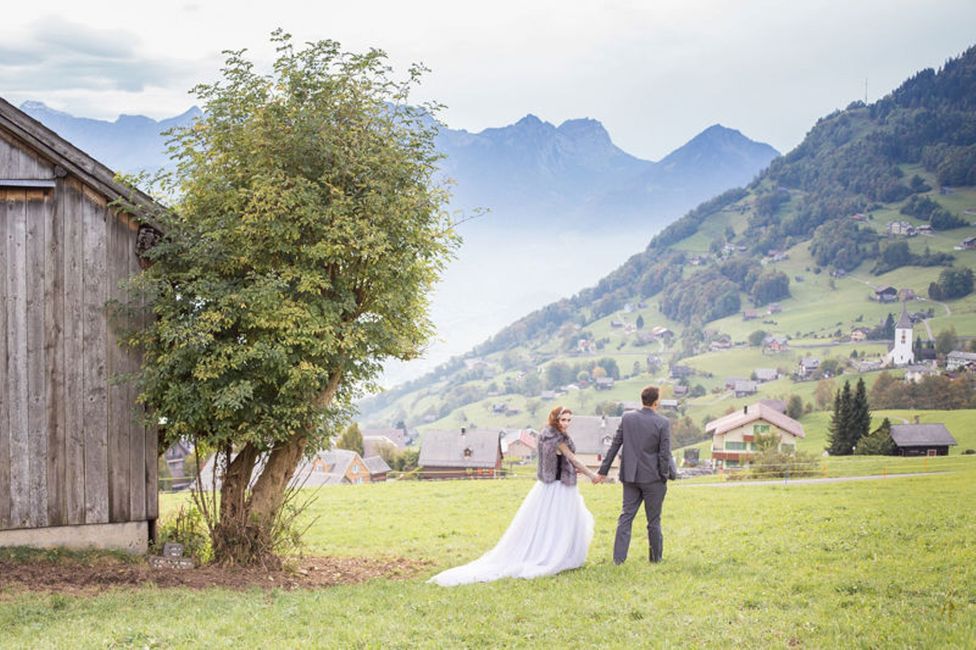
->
xmin=154 ymin=504 xmax=212 ymax=564
xmin=746 ymin=432 xmax=819 ymax=479
xmin=827 ymin=381 xmax=855 ymax=455
xmin=855 ymin=417 xmax=896 ymax=455
xmin=931 ymin=267 xmax=975 ymax=300
xmin=786 ymin=394 xmax=804 ymax=420
xmin=750 ymin=270 xmax=791 ymax=306
xmin=127 ymin=33 xmax=457 ymax=458
xmin=748 ymin=329 xmax=768 ymax=347
xmin=337 ymin=423 xmax=365 ymax=456
xmin=871 ymin=240 xmax=954 ymax=275
xmin=935 ymin=327 xmax=959 ymax=355
xmin=900 ymin=195 xmax=970 ymax=229
xmin=661 ymin=269 xmax=741 ymax=325
xmin=870 ymin=371 xmax=976 ymax=410
xmin=809 ymin=220 xmax=877 ymax=271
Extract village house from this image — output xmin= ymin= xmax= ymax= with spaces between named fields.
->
xmin=886 ymin=221 xmax=916 ymax=237
xmin=650 ymin=326 xmax=674 ymax=339
xmin=850 ymin=327 xmax=870 ymax=342
xmin=725 ymin=377 xmax=746 ymax=390
xmin=300 ymin=449 xmax=374 ymax=486
xmin=904 ymin=364 xmax=939 ymax=383
xmin=706 ymin=403 xmax=805 ymax=469
xmin=418 ymin=428 xmax=503 ymax=479
xmin=758 ymin=399 xmax=788 ymax=414
xmin=672 ymin=384 xmax=690 ymax=397
xmin=708 ymin=335 xmax=734 ymax=351
xmin=734 ymin=380 xmax=759 ymax=398
xmin=754 ymin=368 xmax=779 ymax=383
xmin=763 ymin=335 xmax=790 ymax=353
xmin=0 ymin=98 xmax=160 ymax=552
xmin=742 ymin=309 xmax=760 ymax=321
xmin=595 ymin=377 xmax=615 ymax=391
xmin=500 ymin=429 xmax=537 ymax=461
xmin=362 ymin=435 xmax=400 ymax=459
xmin=797 ymin=357 xmax=821 ymax=378
xmin=766 ymin=303 xmax=783 ymax=314
xmin=161 ymin=440 xmax=195 ymax=491
xmin=669 ymin=365 xmax=694 ymax=380
xmin=568 ymin=415 xmax=622 ymax=474
xmin=659 ymin=399 xmax=680 ymax=411
xmin=363 ymin=456 xmax=392 ymax=482
xmin=958 ymin=235 xmax=976 ymax=250
xmin=850 ymin=212 xmax=868 ymax=222
xmin=890 ymin=423 xmax=957 ymax=456
xmin=852 ymin=358 xmax=883 ymax=373
xmin=946 ymin=350 xmax=976 ymax=372
xmin=898 ymin=288 xmax=917 ymax=302
xmin=874 ymin=286 xmax=899 ymax=303
xmin=610 ymin=319 xmax=625 ymax=328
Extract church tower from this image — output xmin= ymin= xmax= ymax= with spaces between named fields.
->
xmin=887 ymin=303 xmax=914 ymax=366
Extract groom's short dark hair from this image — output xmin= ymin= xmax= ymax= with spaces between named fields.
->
xmin=641 ymin=385 xmax=660 ymax=406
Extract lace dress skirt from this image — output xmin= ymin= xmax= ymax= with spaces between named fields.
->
xmin=428 ymin=480 xmax=594 ymax=586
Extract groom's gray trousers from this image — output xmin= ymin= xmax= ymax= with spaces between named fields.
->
xmin=613 ymin=480 xmax=667 ymax=563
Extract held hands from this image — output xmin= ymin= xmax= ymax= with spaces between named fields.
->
xmin=591 ymin=474 xmax=607 ymax=484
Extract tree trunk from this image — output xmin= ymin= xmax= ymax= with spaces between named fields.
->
xmin=248 ymin=434 xmax=308 ymax=528
xmin=212 ymin=442 xmax=260 ymax=565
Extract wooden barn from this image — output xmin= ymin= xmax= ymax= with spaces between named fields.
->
xmin=0 ymin=97 xmax=158 ymax=552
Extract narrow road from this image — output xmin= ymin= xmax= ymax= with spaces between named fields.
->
xmin=678 ymin=471 xmax=946 ymax=488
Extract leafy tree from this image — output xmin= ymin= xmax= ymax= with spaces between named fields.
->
xmin=748 ymin=329 xmax=768 ymax=347
xmin=936 ymin=268 xmax=974 ymax=299
xmin=935 ymin=326 xmax=959 ymax=355
xmin=337 ymin=423 xmax=365 ymax=456
xmin=126 ymin=34 xmax=456 ymax=564
xmin=814 ymin=378 xmax=836 ymax=410
xmin=595 ymin=357 xmax=621 ymax=380
xmin=786 ymin=394 xmax=804 ymax=420
xmin=820 ymin=358 xmax=842 ymax=377
xmin=635 ymin=314 xmax=645 ymax=329
xmin=855 ymin=417 xmax=895 ymax=455
xmin=750 ymin=270 xmax=791 ymax=306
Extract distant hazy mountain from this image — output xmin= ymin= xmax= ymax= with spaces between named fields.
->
xmin=21 ymin=101 xmax=777 ymax=232
xmin=20 ymin=101 xmax=203 ymax=173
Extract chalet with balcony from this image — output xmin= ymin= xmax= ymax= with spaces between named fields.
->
xmin=706 ymin=403 xmax=805 ymax=469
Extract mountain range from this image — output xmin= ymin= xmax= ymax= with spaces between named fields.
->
xmin=21 ymin=101 xmax=777 ymax=234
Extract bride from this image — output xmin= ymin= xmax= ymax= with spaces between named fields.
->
xmin=428 ymin=406 xmax=601 ymax=586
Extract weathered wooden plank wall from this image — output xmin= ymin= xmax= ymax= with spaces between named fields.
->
xmin=0 ymin=133 xmax=156 ymax=533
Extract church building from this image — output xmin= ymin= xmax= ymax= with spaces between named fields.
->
xmin=886 ymin=304 xmax=914 ymax=366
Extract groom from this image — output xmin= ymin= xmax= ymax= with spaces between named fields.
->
xmin=595 ymin=385 xmax=672 ymax=563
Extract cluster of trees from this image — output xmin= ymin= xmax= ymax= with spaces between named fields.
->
xmin=543 ymin=357 xmax=621 ymax=389
xmin=872 ymin=240 xmax=954 ymax=275
xmin=649 ymin=188 xmax=749 ymax=250
xmin=826 ymin=379 xmax=871 ymax=455
xmin=809 ymin=220 xmax=878 ymax=271
xmin=928 ymin=267 xmax=975 ymax=300
xmin=660 ymin=270 xmax=741 ymax=325
xmin=900 ymin=195 xmax=970 ymax=230
xmin=870 ymin=372 xmax=976 ymax=410
xmin=744 ymin=433 xmax=819 ymax=479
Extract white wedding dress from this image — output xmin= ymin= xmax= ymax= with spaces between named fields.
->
xmin=428 ymin=480 xmax=594 ymax=586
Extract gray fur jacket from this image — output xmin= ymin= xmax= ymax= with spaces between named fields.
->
xmin=536 ymin=426 xmax=577 ymax=487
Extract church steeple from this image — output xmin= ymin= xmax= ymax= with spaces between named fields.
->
xmin=895 ymin=302 xmax=913 ymax=330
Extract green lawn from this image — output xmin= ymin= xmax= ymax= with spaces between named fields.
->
xmin=3 ymin=461 xmax=975 ymax=648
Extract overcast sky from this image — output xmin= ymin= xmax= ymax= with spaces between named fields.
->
xmin=2 ymin=1 xmax=975 ymax=160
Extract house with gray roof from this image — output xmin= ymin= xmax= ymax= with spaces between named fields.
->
xmin=418 ymin=428 xmax=502 ymax=479
xmin=363 ymin=456 xmax=392 ymax=482
xmin=568 ymin=415 xmax=622 ymax=472
xmin=946 ymin=350 xmax=976 ymax=372
xmin=890 ymin=423 xmax=957 ymax=456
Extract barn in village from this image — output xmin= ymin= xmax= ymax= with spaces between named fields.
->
xmin=0 ymin=97 xmax=159 ymax=552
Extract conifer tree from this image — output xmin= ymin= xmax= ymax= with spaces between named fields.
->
xmin=855 ymin=417 xmax=895 ymax=455
xmin=826 ymin=380 xmax=854 ymax=455
xmin=850 ymin=378 xmax=871 ymax=450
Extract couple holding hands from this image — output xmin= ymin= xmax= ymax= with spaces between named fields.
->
xmin=430 ymin=385 xmax=672 ymax=586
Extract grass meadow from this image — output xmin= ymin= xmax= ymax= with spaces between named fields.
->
xmin=2 ymin=456 xmax=975 ymax=648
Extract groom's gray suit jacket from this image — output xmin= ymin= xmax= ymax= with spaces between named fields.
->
xmin=598 ymin=407 xmax=671 ymax=482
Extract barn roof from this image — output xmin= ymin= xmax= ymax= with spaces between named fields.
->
xmin=890 ymin=424 xmax=957 ymax=447
xmin=363 ymin=456 xmax=392 ymax=475
xmin=568 ymin=415 xmax=621 ymax=454
xmin=419 ymin=429 xmax=500 ymax=468
xmin=0 ymin=96 xmax=163 ymax=224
